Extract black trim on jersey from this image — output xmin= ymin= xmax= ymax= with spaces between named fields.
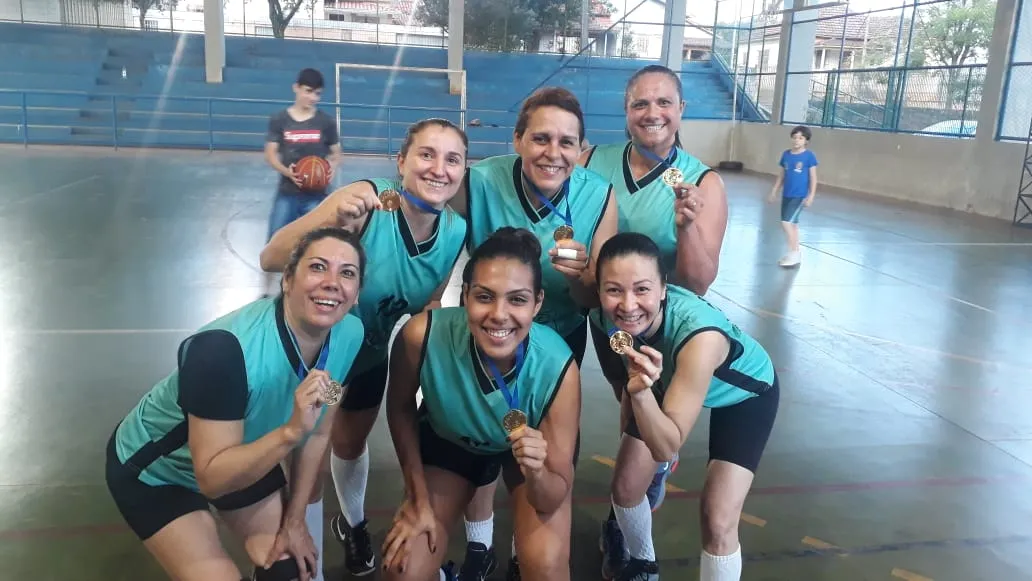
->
xmin=511 ymin=157 xmax=569 ymax=225
xmin=674 ymin=326 xmax=772 ymax=396
xmin=463 ymin=168 xmax=474 ymax=251
xmin=396 ymin=208 xmax=442 ymax=258
xmin=622 ymin=142 xmax=679 ymax=195
xmin=536 ymin=354 xmax=575 ymax=424
xmin=356 ymin=179 xmax=379 ymax=238
xmin=274 ymin=295 xmax=332 ymax=374
xmin=178 ymin=329 xmax=249 ymax=421
xmin=582 ymin=145 xmax=598 ymax=167
xmin=585 ymin=185 xmax=614 ymax=252
xmin=468 ymin=333 xmax=529 ymax=396
xmin=695 ymin=168 xmax=714 ymax=187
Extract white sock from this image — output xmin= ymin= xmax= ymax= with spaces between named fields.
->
xmin=511 ymin=534 xmax=516 ymax=558
xmin=700 ymin=546 xmax=742 ymax=581
xmin=330 ymin=446 xmax=368 ymax=526
xmin=305 ymin=499 xmax=325 ymax=581
xmin=611 ymin=496 xmax=655 ymax=561
xmin=464 ymin=513 xmax=493 ymax=547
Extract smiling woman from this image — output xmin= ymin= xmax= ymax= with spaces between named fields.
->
xmin=381 ymin=226 xmax=581 ymax=581
xmin=104 ymin=226 xmax=367 ymax=581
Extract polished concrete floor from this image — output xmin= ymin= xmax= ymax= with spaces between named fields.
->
xmin=1 ymin=144 xmax=1031 ymax=581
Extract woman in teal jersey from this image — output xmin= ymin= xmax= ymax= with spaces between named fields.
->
xmin=589 ymin=232 xmax=779 ymax=581
xmin=380 ymin=227 xmax=581 ymax=581
xmin=105 ymin=227 xmax=367 ymax=581
xmin=260 ymin=118 xmax=469 ymax=577
xmin=448 ymin=86 xmax=618 ymax=580
xmin=580 ymin=64 xmax=728 ymax=297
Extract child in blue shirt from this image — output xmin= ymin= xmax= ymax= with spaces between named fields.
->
xmin=768 ymin=125 xmax=818 ymax=267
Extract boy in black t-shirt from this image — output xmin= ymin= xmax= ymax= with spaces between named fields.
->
xmin=263 ymin=68 xmax=342 ymax=241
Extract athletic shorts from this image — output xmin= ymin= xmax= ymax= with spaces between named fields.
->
xmin=563 ymin=319 xmax=588 ymax=368
xmin=625 ymin=375 xmax=780 ymax=474
xmin=780 ymin=196 xmax=806 ymax=223
xmin=340 ymin=356 xmax=389 ymax=411
xmin=418 ymin=418 xmax=581 ymax=488
xmin=104 ymin=427 xmax=286 ymax=540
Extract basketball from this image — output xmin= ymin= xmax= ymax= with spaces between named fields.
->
xmin=295 ymin=155 xmax=331 ymax=191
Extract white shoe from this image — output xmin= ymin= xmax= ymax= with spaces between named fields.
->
xmin=778 ymin=250 xmax=801 ymax=267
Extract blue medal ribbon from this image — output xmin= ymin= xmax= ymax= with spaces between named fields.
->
xmin=522 ymin=173 xmax=573 ymax=230
xmin=634 ymin=143 xmax=677 ymax=170
xmin=286 ymin=325 xmax=331 ymax=381
xmin=399 ymin=186 xmax=442 ymax=216
xmin=483 ymin=342 xmax=526 ymax=412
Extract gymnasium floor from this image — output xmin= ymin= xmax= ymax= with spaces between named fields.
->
xmin=1 ymin=144 xmax=1031 ymax=581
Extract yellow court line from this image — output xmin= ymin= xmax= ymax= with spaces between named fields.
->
xmin=740 ymin=513 xmax=767 ymax=527
xmin=891 ymin=568 xmax=934 ymax=581
xmin=801 ymin=536 xmax=838 ymax=550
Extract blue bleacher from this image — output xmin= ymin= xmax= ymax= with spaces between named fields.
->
xmin=0 ymin=22 xmax=744 ymax=157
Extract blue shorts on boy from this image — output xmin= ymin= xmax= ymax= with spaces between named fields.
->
xmin=779 ymin=149 xmax=818 ymax=223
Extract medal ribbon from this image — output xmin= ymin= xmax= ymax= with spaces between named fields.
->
xmin=484 ymin=341 xmax=526 ymax=411
xmin=399 ymin=186 xmax=442 ymax=216
xmin=285 ymin=325 xmax=331 ymax=381
xmin=522 ymin=173 xmax=573 ymax=230
xmin=634 ymin=143 xmax=677 ymax=171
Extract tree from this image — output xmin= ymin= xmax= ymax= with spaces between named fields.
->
xmin=417 ymin=0 xmax=614 ymax=53
xmin=100 ymin=0 xmax=179 ymax=29
xmin=266 ymin=0 xmax=308 ymax=39
xmin=911 ymin=0 xmax=995 ymax=109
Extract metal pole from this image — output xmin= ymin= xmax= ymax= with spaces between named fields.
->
xmin=112 ymin=95 xmax=119 ymax=149
xmin=20 ymin=91 xmax=28 ymax=148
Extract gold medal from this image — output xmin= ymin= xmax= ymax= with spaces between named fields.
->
xmin=553 ymin=224 xmax=574 ymax=241
xmin=379 ymin=189 xmax=401 ymax=212
xmin=609 ymin=330 xmax=633 ymax=354
xmin=661 ymin=167 xmax=684 ymax=187
xmin=321 ymin=380 xmax=344 ymax=406
xmin=502 ymin=409 xmax=528 ymax=433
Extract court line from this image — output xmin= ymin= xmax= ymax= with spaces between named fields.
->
xmin=799 ymin=242 xmax=994 ymax=313
xmin=220 ymin=200 xmax=264 ymax=274
xmin=892 ymin=568 xmax=934 ymax=581
xmin=708 ymin=293 xmax=1032 ymax=373
xmin=0 ymin=174 xmax=101 ymax=210
xmin=802 ymin=536 xmax=838 ymax=550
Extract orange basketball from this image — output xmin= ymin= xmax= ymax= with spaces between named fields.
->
xmin=295 ymin=155 xmax=331 ymax=191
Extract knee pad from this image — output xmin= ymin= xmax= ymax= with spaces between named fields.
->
xmin=251 ymin=558 xmax=311 ymax=581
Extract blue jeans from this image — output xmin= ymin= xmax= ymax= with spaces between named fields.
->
xmin=267 ymin=192 xmax=326 ymax=241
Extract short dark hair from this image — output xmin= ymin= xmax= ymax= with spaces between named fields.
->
xmin=462 ymin=227 xmax=544 ymax=296
xmin=514 ymin=87 xmax=585 ymax=143
xmin=283 ymin=226 xmax=366 ymax=289
xmin=595 ymin=232 xmax=668 ymax=288
xmin=296 ymin=68 xmax=325 ymax=90
xmin=790 ymin=125 xmax=812 ymax=141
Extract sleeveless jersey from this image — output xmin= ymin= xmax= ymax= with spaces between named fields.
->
xmin=350 ymin=177 xmax=467 ymax=373
xmin=114 ymin=297 xmax=365 ymax=490
xmin=584 ymin=142 xmax=711 ymax=275
xmin=418 ymin=307 xmax=574 ymax=455
xmin=466 ymin=154 xmax=612 ymax=338
xmin=588 ymin=284 xmax=773 ymax=408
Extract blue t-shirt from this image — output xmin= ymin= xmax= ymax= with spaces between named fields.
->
xmin=779 ymin=149 xmax=818 ymax=198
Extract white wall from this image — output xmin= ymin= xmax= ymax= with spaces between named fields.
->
xmin=0 ymin=0 xmax=60 ymax=22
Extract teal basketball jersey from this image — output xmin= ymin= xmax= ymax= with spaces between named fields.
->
xmin=589 ymin=284 xmax=773 ymax=408
xmin=466 ymin=154 xmax=612 ymax=338
xmin=115 ymin=297 xmax=365 ymax=490
xmin=350 ymin=177 xmax=467 ymax=372
xmin=418 ymin=307 xmax=574 ymax=455
xmin=585 ymin=142 xmax=711 ymax=275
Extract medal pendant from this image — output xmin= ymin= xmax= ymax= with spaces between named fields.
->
xmin=553 ymin=224 xmax=574 ymax=241
xmin=321 ymin=380 xmax=344 ymax=406
xmin=609 ymin=330 xmax=634 ymax=354
xmin=661 ymin=167 xmax=684 ymax=187
xmin=379 ymin=189 xmax=401 ymax=212
xmin=502 ymin=409 xmax=528 ymax=433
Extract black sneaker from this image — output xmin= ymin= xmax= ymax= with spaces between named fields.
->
xmin=615 ymin=558 xmax=659 ymax=581
xmin=457 ymin=541 xmax=497 ymax=580
xmin=505 ymin=556 xmax=521 ymax=581
xmin=330 ymin=513 xmax=375 ymax=576
xmin=600 ymin=519 xmax=629 ymax=580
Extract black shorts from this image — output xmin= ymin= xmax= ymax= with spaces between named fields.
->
xmin=105 ymin=428 xmax=287 ymax=541
xmin=340 ymin=356 xmax=389 ymax=411
xmin=562 ymin=319 xmax=588 ymax=368
xmin=418 ymin=419 xmax=581 ymax=488
xmin=625 ymin=376 xmax=780 ymax=474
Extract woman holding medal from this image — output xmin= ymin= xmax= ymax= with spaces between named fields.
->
xmin=381 ymin=227 xmax=581 ymax=581
xmin=260 ymin=118 xmax=469 ymax=577
xmin=590 ymin=232 xmax=779 ymax=581
xmin=446 ymin=86 xmax=617 ymax=581
xmin=104 ymin=226 xmax=366 ymax=581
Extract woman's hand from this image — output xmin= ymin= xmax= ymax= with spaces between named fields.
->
xmin=509 ymin=426 xmax=548 ymax=478
xmin=548 ymin=238 xmax=590 ymax=279
xmin=334 ymin=185 xmax=383 ymax=222
xmin=264 ymin=519 xmax=318 ymax=581
xmin=286 ymin=370 xmax=331 ymax=439
xmin=674 ymin=184 xmax=704 ymax=230
xmin=381 ymin=497 xmax=438 ymax=574
xmin=624 ymin=345 xmax=663 ymax=396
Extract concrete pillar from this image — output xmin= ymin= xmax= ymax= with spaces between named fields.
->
xmin=769 ymin=0 xmax=796 ymax=123
xmin=203 ymin=0 xmax=225 ymax=83
xmin=447 ymin=0 xmax=464 ymax=95
xmin=660 ymin=0 xmax=687 ymax=71
xmin=581 ymin=0 xmax=590 ymax=53
xmin=980 ymin=0 xmax=1020 ymax=141
xmin=781 ymin=0 xmax=817 ymax=124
